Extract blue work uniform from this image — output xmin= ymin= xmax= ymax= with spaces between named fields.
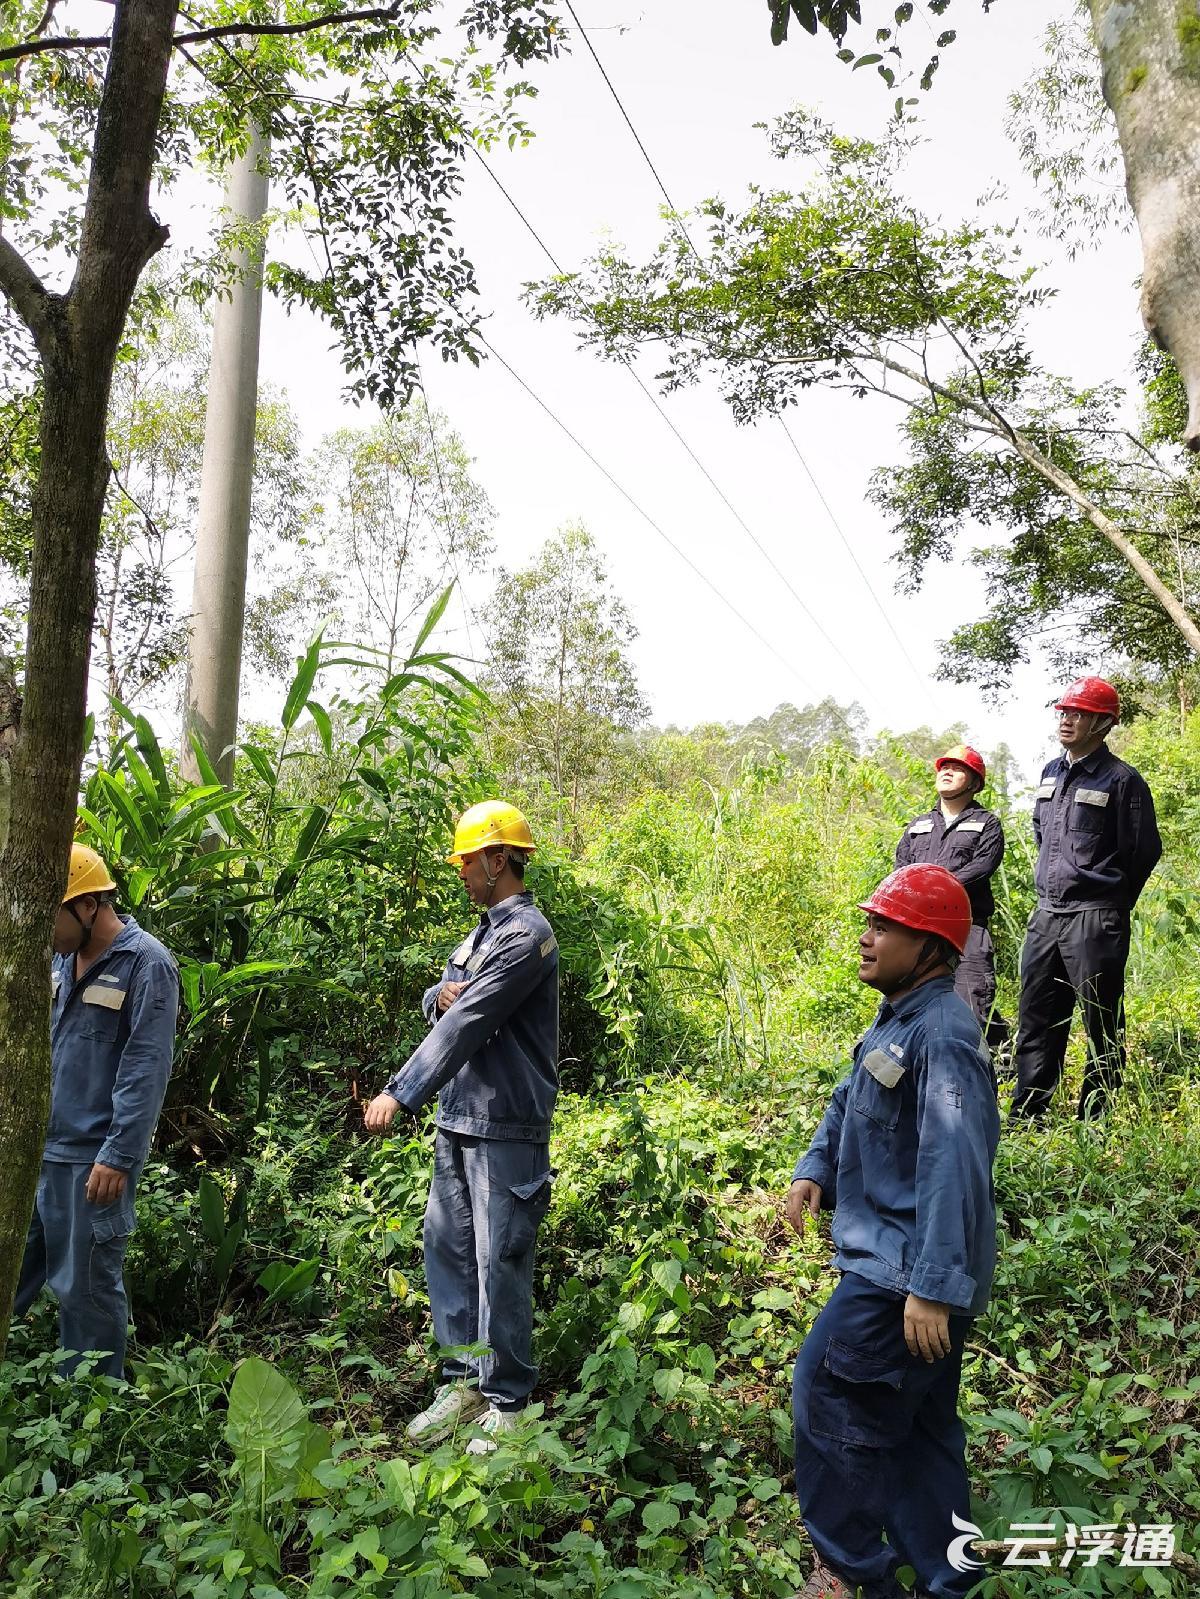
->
xmin=895 ymin=801 xmax=1006 ymax=1036
xmin=1013 ymin=743 xmax=1161 ymax=1118
xmin=16 ymin=916 xmax=179 ymax=1376
xmin=790 ymin=977 xmax=1000 ymax=1599
xmin=383 ymin=891 xmax=559 ymax=1408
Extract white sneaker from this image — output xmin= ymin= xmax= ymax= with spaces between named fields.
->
xmin=405 ymin=1381 xmax=488 ymax=1443
xmin=465 ymin=1405 xmax=526 ymax=1455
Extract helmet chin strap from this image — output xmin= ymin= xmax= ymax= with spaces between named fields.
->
xmin=480 ymin=849 xmax=506 ymax=905
xmin=887 ymin=936 xmax=947 ymax=998
xmin=65 ymin=898 xmax=95 ymax=952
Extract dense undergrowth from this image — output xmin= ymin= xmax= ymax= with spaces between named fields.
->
xmin=2 ymin=643 xmax=1198 ymax=1597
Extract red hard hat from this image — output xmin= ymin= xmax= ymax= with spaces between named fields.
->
xmin=1054 ymin=676 xmax=1120 ymax=720
xmin=934 ymin=743 xmax=986 ymax=785
xmin=858 ymin=863 xmax=972 ymax=955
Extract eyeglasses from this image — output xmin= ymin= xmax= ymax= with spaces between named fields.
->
xmin=1057 ymin=710 xmax=1085 ymax=722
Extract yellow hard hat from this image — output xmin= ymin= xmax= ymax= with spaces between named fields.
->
xmin=65 ymin=842 xmax=116 ymax=903
xmin=447 ymin=800 xmax=536 ymax=865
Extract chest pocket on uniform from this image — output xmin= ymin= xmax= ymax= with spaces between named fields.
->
xmin=853 ymin=1049 xmax=905 ymax=1131
xmin=81 ymin=983 xmax=126 ymax=1041
xmin=1071 ymin=787 xmax=1110 ymax=834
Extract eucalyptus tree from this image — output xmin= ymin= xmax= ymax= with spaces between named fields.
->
xmin=531 ymin=115 xmax=1200 ymax=691
xmin=486 ymin=523 xmax=648 ymax=832
xmin=766 ymin=1 xmax=1200 ymax=452
xmin=0 ymin=0 xmax=561 ymax=1349
xmin=312 ymin=403 xmax=494 ymax=673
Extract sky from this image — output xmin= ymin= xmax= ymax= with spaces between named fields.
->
xmin=82 ymin=0 xmax=1147 ymax=784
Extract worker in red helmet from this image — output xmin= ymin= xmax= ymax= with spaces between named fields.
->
xmin=1013 ymin=676 xmax=1162 ymax=1120
xmin=894 ymin=743 xmax=1007 ymax=1043
xmin=785 ymin=864 xmax=1000 ymax=1599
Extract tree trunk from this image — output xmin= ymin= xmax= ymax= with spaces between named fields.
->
xmin=0 ymin=0 xmax=177 ymax=1353
xmin=1089 ymin=0 xmax=1200 ymax=449
xmin=181 ymin=126 xmax=270 ymax=786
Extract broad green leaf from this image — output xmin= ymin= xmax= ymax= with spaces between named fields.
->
xmin=197 ymin=1174 xmax=225 ymax=1244
xmin=641 ymin=1500 xmax=680 ymax=1534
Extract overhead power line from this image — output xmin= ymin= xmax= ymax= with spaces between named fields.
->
xmin=470 ymin=148 xmax=880 ymax=703
xmin=560 ymin=0 xmax=939 ymax=712
xmin=774 ymin=416 xmax=934 ymax=698
xmin=473 ymin=330 xmax=820 ymax=699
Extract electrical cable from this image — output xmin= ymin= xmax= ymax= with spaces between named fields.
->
xmin=473 ymin=330 xmax=820 ymax=698
xmin=560 ymin=0 xmax=940 ymax=710
xmin=471 ymin=147 xmax=881 ymax=704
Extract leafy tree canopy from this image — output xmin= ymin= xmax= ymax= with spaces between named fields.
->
xmin=0 ymin=0 xmax=563 ymax=404
xmin=530 ymin=112 xmax=1200 ymax=696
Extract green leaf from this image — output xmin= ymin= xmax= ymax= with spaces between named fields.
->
xmin=225 ymin=1357 xmax=308 ymax=1513
xmin=650 ymin=1259 xmax=681 ymax=1294
xmin=288 ymin=805 xmax=329 ymax=869
xmin=357 ymin=767 xmax=391 ymax=799
xmin=407 ymin=583 xmax=454 ymax=662
xmin=752 ymin=1286 xmax=794 ymax=1310
xmin=749 ymin=1477 xmax=781 ymax=1502
xmin=262 ymin=1258 xmax=320 ymax=1307
xmin=306 ymin=699 xmax=332 ymax=755
xmin=1028 ymin=1446 xmax=1053 ymax=1474
xmin=134 ymin=716 xmax=171 ymax=799
xmin=197 ymin=1174 xmax=225 ymax=1244
xmin=653 ymin=1368 xmax=685 ymax=1402
xmin=282 ymin=636 xmax=324 ymax=731
xmin=239 ymin=743 xmax=277 ymax=789
xmin=641 ymin=1500 xmax=680 ymax=1534
xmin=188 ymin=731 xmax=221 ymax=787
xmin=853 ymin=52 xmax=882 ymax=68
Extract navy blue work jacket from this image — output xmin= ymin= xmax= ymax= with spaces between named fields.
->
xmin=793 ymin=977 xmax=1000 ymax=1315
xmin=385 ymin=891 xmax=559 ymax=1142
xmin=1032 ymin=744 xmax=1161 ymax=911
xmin=47 ymin=916 xmax=179 ymax=1171
xmin=894 ymin=800 xmax=1005 ymax=925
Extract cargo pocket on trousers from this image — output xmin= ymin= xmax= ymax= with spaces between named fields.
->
xmin=89 ymin=1211 xmax=133 ymax=1306
xmin=501 ymin=1172 xmax=554 ymax=1261
xmin=808 ymin=1337 xmax=910 ymax=1447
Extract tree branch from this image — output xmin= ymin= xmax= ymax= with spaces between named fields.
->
xmin=0 ymin=236 xmax=54 ymax=352
xmin=0 ymin=5 xmax=403 ymax=65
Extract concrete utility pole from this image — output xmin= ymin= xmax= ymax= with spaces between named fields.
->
xmin=182 ymin=125 xmax=269 ymax=785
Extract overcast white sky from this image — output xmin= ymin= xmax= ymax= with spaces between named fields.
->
xmin=146 ymin=0 xmax=1145 ymax=781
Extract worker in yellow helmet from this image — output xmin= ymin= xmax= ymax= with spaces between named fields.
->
xmin=15 ymin=843 xmax=179 ymax=1377
xmin=363 ymin=801 xmax=559 ymax=1454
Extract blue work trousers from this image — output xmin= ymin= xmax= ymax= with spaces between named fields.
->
xmin=423 ymin=1130 xmax=553 ymax=1408
xmin=15 ymin=1160 xmax=137 ymax=1379
xmin=792 ymin=1272 xmax=976 ymax=1599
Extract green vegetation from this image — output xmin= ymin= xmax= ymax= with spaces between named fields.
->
xmin=2 ymin=628 xmax=1197 ymax=1596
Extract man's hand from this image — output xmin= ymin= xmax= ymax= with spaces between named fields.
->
xmin=904 ymin=1293 xmax=952 ymax=1362
xmin=363 ymin=1092 xmax=403 ymax=1134
xmin=786 ymin=1178 xmax=822 ymax=1236
xmin=436 ymin=980 xmax=468 ymax=1015
xmin=85 ymin=1164 xmax=128 ymax=1206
